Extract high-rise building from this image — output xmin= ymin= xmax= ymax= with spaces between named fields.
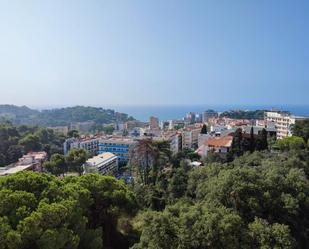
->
xmin=149 ymin=116 xmax=159 ymax=129
xmin=181 ymin=126 xmax=201 ymax=149
xmin=186 ymin=112 xmax=196 ymax=124
xmin=202 ymin=110 xmax=218 ymax=123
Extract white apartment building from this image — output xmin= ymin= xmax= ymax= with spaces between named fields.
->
xmin=84 ymin=152 xmax=118 ymax=175
xmin=265 ymin=111 xmax=297 ymax=139
xmin=63 ymin=136 xmax=100 ymax=155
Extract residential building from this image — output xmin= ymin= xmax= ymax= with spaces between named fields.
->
xmin=0 ymin=151 xmax=48 ymax=176
xmin=264 ymin=111 xmax=305 ymax=139
xmin=185 ymin=112 xmax=196 ymax=124
xmin=196 ymin=135 xmax=233 ymax=158
xmin=149 ymin=116 xmax=159 ymax=129
xmin=84 ymin=152 xmax=118 ymax=175
xmin=18 ymin=151 xmax=48 ymax=171
xmin=63 ymin=136 xmax=100 ymax=155
xmin=181 ymin=125 xmax=201 ymax=149
xmin=124 ymin=120 xmax=147 ymax=131
xmin=98 ymin=137 xmax=135 ymax=163
xmin=168 ymin=120 xmax=185 ymax=130
xmin=202 ymin=110 xmax=218 ymax=123
xmin=198 ymin=133 xmax=211 ymax=147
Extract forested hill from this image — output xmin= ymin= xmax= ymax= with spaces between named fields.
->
xmin=0 ymin=105 xmax=134 ymax=126
xmin=220 ymin=109 xmax=266 ymax=119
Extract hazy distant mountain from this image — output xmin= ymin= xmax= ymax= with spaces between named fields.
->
xmin=0 ymin=105 xmax=134 ymax=127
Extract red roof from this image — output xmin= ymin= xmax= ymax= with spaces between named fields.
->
xmin=205 ymin=136 xmax=233 ymax=148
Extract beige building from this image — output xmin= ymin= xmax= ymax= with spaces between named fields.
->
xmin=264 ymin=111 xmax=303 ymax=139
xmin=149 ymin=116 xmax=159 ymax=129
xmin=0 ymin=151 xmax=48 ymax=176
xmin=181 ymin=126 xmax=201 ymax=149
xmin=196 ymin=135 xmax=233 ymax=158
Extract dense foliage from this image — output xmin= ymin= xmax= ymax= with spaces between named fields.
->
xmin=1 ymin=118 xmax=309 ymax=248
xmin=132 ymin=149 xmax=309 ymax=249
xmin=0 ymin=172 xmax=136 ymax=249
xmin=0 ymin=123 xmax=65 ymax=166
xmin=292 ymin=119 xmax=309 ymax=143
xmin=220 ymin=109 xmax=266 ymax=119
xmin=0 ymin=105 xmax=134 ymax=127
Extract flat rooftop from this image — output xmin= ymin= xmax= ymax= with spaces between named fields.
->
xmin=0 ymin=164 xmax=33 ymax=176
xmin=85 ymin=152 xmax=117 ymax=166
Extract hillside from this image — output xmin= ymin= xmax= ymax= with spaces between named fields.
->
xmin=219 ymin=109 xmax=266 ymax=119
xmin=0 ymin=105 xmax=134 ymax=127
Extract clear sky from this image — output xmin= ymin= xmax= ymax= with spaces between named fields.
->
xmin=0 ymin=0 xmax=308 ymax=107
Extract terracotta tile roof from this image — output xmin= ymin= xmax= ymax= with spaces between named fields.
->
xmin=205 ymin=135 xmax=233 ymax=148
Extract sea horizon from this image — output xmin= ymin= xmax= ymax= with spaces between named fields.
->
xmin=28 ymin=104 xmax=309 ymax=122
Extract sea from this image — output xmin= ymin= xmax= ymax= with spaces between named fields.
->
xmin=108 ymin=105 xmax=309 ymax=122
xmin=33 ymin=104 xmax=309 ymax=122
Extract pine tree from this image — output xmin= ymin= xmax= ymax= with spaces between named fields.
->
xmin=201 ymin=124 xmax=207 ymax=134
xmin=249 ymin=126 xmax=255 ymax=153
xmin=232 ymin=128 xmax=243 ymax=157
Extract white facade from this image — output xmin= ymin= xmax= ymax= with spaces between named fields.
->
xmin=63 ymin=137 xmax=100 ymax=155
xmin=264 ymin=111 xmax=295 ymax=139
xmin=84 ymin=152 xmax=118 ymax=175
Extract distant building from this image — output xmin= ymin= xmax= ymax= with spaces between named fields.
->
xmin=198 ymin=133 xmax=211 ymax=147
xmin=48 ymin=126 xmax=69 ymax=135
xmin=168 ymin=120 xmax=185 ymax=130
xmin=70 ymin=121 xmax=95 ymax=132
xmin=181 ymin=125 xmax=201 ymax=149
xmin=195 ymin=113 xmax=203 ymax=123
xmin=84 ymin=152 xmax=118 ymax=175
xmin=124 ymin=121 xmax=147 ymax=131
xmin=202 ymin=110 xmax=218 ymax=123
xmin=98 ymin=137 xmax=135 ymax=163
xmin=63 ymin=136 xmax=100 ymax=155
xmin=149 ymin=116 xmax=159 ymax=129
xmin=185 ymin=112 xmax=196 ymax=124
xmin=264 ymin=111 xmax=305 ymax=139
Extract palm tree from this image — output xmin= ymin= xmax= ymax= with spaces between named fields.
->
xmin=129 ymin=138 xmax=171 ymax=185
xmin=129 ymin=138 xmax=156 ymax=185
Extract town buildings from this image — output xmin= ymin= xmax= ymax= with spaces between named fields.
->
xmin=98 ymin=137 xmax=135 ymax=163
xmin=84 ymin=152 xmax=118 ymax=175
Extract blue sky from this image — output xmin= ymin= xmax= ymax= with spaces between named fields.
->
xmin=0 ymin=0 xmax=308 ymax=107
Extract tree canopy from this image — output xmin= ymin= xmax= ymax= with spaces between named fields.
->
xmin=0 ymin=171 xmax=136 ymax=249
